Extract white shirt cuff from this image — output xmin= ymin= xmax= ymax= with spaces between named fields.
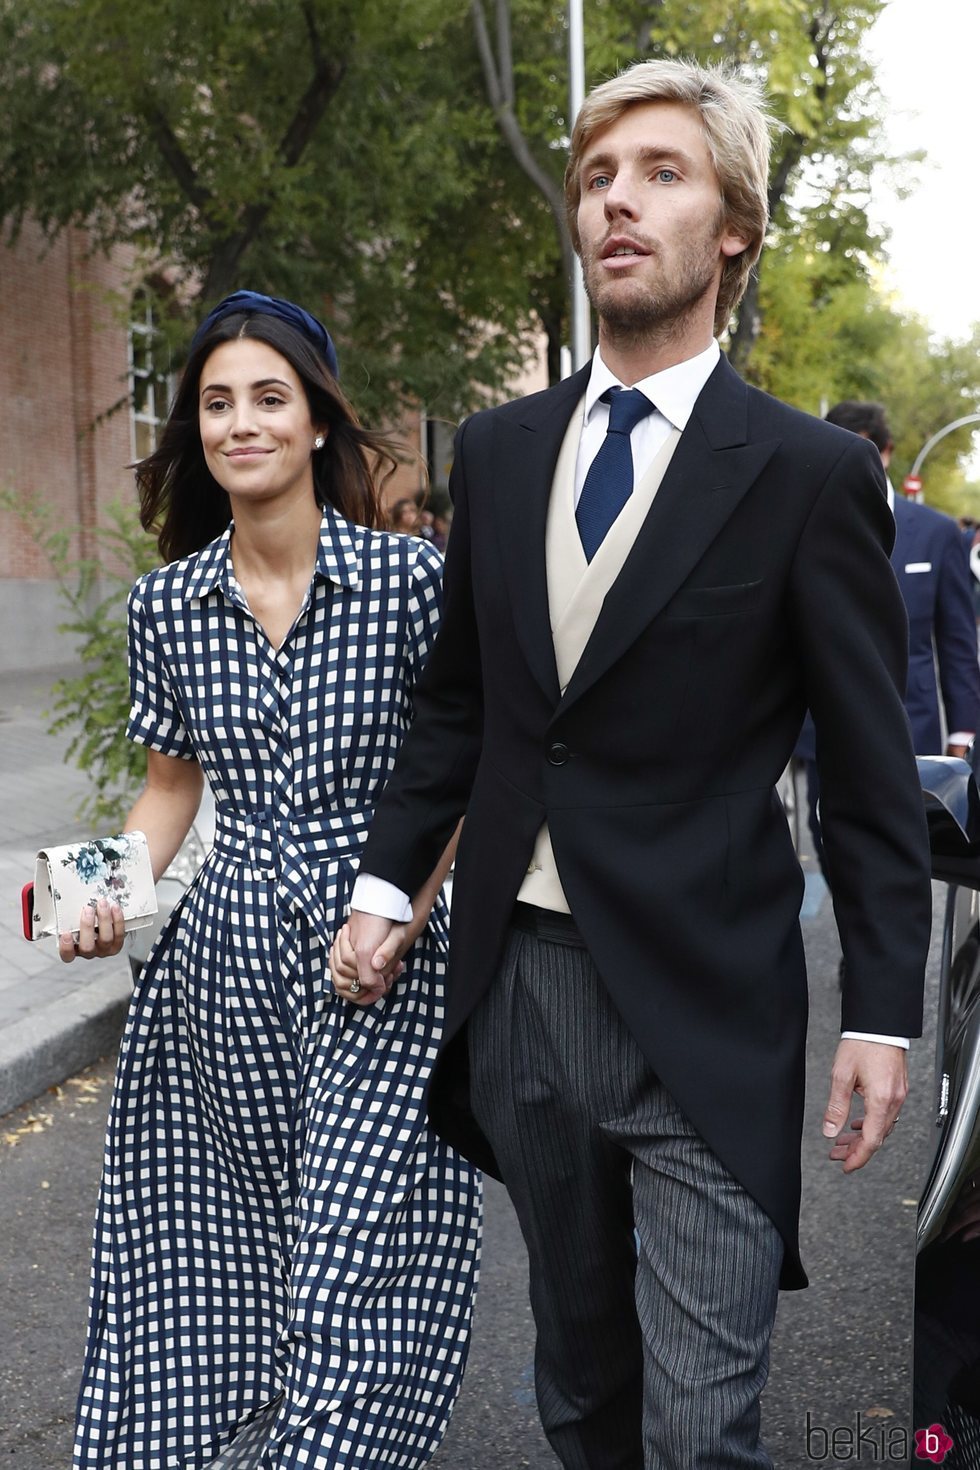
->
xmin=351 ymin=880 xmax=916 ymax=1048
xmin=350 ymin=873 xmax=413 ymax=923
xmin=841 ymin=1031 xmax=909 ymax=1050
xmin=947 ymin=733 xmax=974 ymax=748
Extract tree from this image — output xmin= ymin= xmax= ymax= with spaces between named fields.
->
xmin=750 ymin=242 xmax=980 ymax=514
xmin=0 ymin=0 xmax=951 ymax=436
xmin=721 ymin=1 xmax=893 ymax=373
xmin=0 ymin=491 xmax=158 ymax=825
xmin=878 ymin=322 xmax=980 ymax=516
xmin=468 ymin=0 xmax=576 ymax=379
xmin=0 ymin=0 xmax=548 ymax=421
xmin=464 ymin=0 xmax=903 ymax=386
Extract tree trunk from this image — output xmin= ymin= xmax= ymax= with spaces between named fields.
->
xmin=727 ymin=266 xmax=763 ymax=378
xmin=728 ymin=7 xmax=831 ymax=377
xmin=471 ymin=0 xmax=575 ymax=310
xmin=169 ymin=3 xmax=345 ymax=307
xmin=541 ymin=303 xmax=564 ymax=386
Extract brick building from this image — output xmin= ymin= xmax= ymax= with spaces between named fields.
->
xmin=0 ymin=227 xmax=430 ymax=674
xmin=0 ymin=223 xmax=137 ymax=671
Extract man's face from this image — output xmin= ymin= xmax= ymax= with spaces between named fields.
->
xmin=576 ymin=101 xmax=748 ymax=340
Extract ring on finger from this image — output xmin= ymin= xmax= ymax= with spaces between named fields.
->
xmin=348 ymin=977 xmax=361 ymax=995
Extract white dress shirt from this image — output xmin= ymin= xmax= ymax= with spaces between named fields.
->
xmin=352 ymin=346 xmax=908 ymax=1049
xmin=574 ymin=340 xmax=720 ymax=504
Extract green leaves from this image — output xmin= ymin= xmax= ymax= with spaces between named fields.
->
xmin=2 ymin=0 xmax=973 ymax=478
xmin=0 ymin=490 xmax=158 ymax=827
xmin=0 ymin=0 xmax=884 ymax=417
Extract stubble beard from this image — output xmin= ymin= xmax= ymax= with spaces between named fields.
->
xmin=583 ymin=229 xmax=723 ymax=352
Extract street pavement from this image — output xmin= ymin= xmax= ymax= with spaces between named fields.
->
xmin=0 ymin=928 xmax=941 ymax=1470
xmin=0 ymin=668 xmax=948 ymax=1466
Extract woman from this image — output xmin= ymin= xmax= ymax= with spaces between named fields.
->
xmin=66 ymin=291 xmax=481 ymax=1469
xmin=389 ymin=497 xmax=423 ymax=536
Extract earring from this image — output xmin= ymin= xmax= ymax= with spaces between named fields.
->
xmin=313 ymin=435 xmax=325 ymax=450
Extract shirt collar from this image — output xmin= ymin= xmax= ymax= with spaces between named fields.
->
xmin=182 ymin=523 xmax=232 ymax=601
xmin=314 ymin=501 xmax=362 ymax=589
xmin=182 ymin=502 xmax=362 ymax=600
xmin=583 ymin=339 xmax=721 ymax=432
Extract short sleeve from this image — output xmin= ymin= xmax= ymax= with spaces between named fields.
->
xmin=126 ymin=580 xmax=196 ymax=759
xmin=405 ymin=540 xmax=445 ymax=689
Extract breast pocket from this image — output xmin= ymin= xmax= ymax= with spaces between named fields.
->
xmin=663 ymin=580 xmax=763 ymax=619
xmin=899 ymin=565 xmax=936 ymax=623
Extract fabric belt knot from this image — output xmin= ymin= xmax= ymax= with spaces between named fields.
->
xmin=576 ymin=386 xmax=656 ymax=561
xmin=213 ymin=807 xmax=373 ymax=947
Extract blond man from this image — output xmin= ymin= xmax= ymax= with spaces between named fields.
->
xmin=341 ymin=60 xmax=931 ymax=1468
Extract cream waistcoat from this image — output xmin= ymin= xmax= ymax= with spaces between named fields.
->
xmin=517 ymin=396 xmax=682 ymax=912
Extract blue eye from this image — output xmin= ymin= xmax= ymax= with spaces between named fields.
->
xmin=589 ymin=174 xmax=612 ymax=191
xmin=657 ymin=169 xmax=677 ymax=183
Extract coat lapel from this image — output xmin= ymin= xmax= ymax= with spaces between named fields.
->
xmin=494 ymin=365 xmax=592 ymax=702
xmin=559 ymin=357 xmax=780 ymax=715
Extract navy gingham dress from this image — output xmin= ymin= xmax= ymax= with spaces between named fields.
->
xmin=73 ymin=506 xmax=482 ymax=1469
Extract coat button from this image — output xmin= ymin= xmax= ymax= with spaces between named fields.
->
xmin=547 ymin=742 xmax=570 ymax=766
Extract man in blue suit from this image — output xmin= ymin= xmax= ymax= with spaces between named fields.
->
xmin=800 ymin=400 xmax=980 ymax=871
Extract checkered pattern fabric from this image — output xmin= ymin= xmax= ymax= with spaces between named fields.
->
xmin=73 ymin=507 xmax=482 ymax=1469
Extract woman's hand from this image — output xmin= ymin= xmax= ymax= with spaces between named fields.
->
xmin=330 ymin=920 xmax=407 ymax=1006
xmin=55 ymin=754 xmax=204 ymax=966
xmin=58 ymin=899 xmax=126 ymax=964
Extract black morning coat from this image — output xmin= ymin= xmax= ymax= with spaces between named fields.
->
xmin=359 ymin=355 xmax=933 ymax=1289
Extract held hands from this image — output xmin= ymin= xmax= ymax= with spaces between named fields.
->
xmin=330 ymin=910 xmax=410 ymax=1006
xmin=58 ymin=899 xmax=126 ymax=964
xmin=822 ymin=1038 xmax=908 ymax=1172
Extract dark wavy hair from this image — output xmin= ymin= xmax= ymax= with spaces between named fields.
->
xmin=136 ymin=312 xmax=402 ymax=562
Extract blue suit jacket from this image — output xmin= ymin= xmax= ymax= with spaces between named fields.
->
xmin=893 ymin=495 xmax=980 ymax=752
xmin=797 ymin=496 xmax=980 ymax=759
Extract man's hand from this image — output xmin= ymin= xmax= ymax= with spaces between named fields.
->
xmin=822 ymin=1038 xmax=908 ymax=1172
xmin=333 ymin=910 xmax=407 ymax=1006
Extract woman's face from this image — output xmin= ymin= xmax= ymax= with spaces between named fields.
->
xmin=393 ymin=501 xmax=420 ymax=532
xmin=198 ymin=337 xmax=325 ymax=510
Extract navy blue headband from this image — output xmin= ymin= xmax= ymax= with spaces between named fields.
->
xmin=189 ymin=290 xmax=339 ymax=379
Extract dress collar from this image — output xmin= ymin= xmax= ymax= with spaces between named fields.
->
xmin=182 ymin=502 xmax=362 ymax=601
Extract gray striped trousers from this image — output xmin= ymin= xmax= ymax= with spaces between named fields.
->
xmin=467 ymin=915 xmax=783 ymax=1470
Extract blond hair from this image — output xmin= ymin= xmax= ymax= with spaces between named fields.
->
xmin=565 ymin=59 xmax=775 ymax=335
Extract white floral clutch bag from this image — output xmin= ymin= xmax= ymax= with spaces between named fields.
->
xmin=27 ymin=832 xmax=157 ymax=941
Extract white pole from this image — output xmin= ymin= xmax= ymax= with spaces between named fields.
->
xmin=568 ymin=0 xmax=592 ymax=373
xmin=910 ymin=413 xmax=980 ymax=478
xmin=902 ymin=412 xmax=980 ymax=503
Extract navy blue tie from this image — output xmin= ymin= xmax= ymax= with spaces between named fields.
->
xmin=576 ymin=387 xmax=656 ymax=562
